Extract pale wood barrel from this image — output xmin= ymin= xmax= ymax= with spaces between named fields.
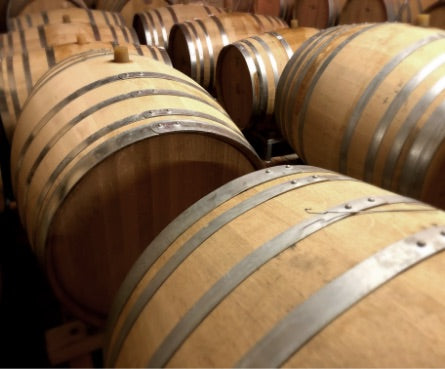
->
xmin=133 ymin=4 xmax=225 ymax=47
xmin=216 ymin=27 xmax=318 ymax=130
xmin=10 ymin=49 xmax=263 ymax=326
xmin=104 ymin=164 xmax=445 ymax=367
xmin=275 ymin=22 xmax=445 ymax=209
xmin=8 ymin=8 xmax=125 ymax=31
xmin=338 ymin=0 xmax=437 ymax=24
xmin=0 ymin=42 xmax=171 ymax=144
xmin=120 ymin=0 xmax=168 ymax=27
xmin=294 ymin=0 xmax=347 ymax=28
xmin=0 ymin=22 xmax=139 ymax=58
xmin=168 ymin=12 xmax=289 ymax=93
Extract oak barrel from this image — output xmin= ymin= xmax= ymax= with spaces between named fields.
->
xmin=7 ymin=0 xmax=81 ymax=18
xmin=0 ymin=22 xmax=139 ymax=58
xmin=253 ymin=0 xmax=295 ymax=23
xmin=338 ymin=0 xmax=437 ymax=24
xmin=104 ymin=164 xmax=445 ymax=367
xmin=216 ymin=27 xmax=318 ymax=130
xmin=294 ymin=0 xmax=347 ymax=28
xmin=8 ymin=8 xmax=125 ymax=31
xmin=168 ymin=12 xmax=289 ymax=93
xmin=10 ymin=49 xmax=263 ymax=326
xmin=120 ymin=0 xmax=168 ymax=27
xmin=275 ymin=22 xmax=445 ymax=209
xmin=0 ymin=42 xmax=171 ymax=143
xmin=132 ymin=4 xmax=225 ymax=47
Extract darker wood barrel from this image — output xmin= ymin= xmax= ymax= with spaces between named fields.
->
xmin=293 ymin=0 xmax=347 ymax=28
xmin=10 ymin=49 xmax=263 ymax=326
xmin=168 ymin=12 xmax=289 ymax=93
xmin=275 ymin=22 xmax=445 ymax=209
xmin=132 ymin=4 xmax=225 ymax=47
xmin=421 ymin=1 xmax=445 ymax=29
xmin=216 ymin=27 xmax=318 ymax=130
xmin=104 ymin=164 xmax=445 ymax=367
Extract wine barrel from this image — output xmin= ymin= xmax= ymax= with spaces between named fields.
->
xmin=0 ymin=42 xmax=170 ymax=144
xmin=120 ymin=0 xmax=168 ymax=27
xmin=0 ymin=23 xmax=139 ymax=58
xmin=275 ymin=22 xmax=445 ymax=209
xmin=338 ymin=0 xmax=437 ymax=24
xmin=253 ymin=0 xmax=295 ymax=23
xmin=294 ymin=0 xmax=347 ymax=28
xmin=10 ymin=49 xmax=263 ymax=326
xmin=104 ymin=164 xmax=445 ymax=367
xmin=168 ymin=13 xmax=289 ymax=93
xmin=7 ymin=0 xmax=81 ymax=18
xmin=96 ymin=0 xmax=129 ymax=11
xmin=8 ymin=8 xmax=125 ymax=31
xmin=421 ymin=1 xmax=445 ymax=29
xmin=133 ymin=4 xmax=225 ymax=47
xmin=216 ymin=27 xmax=318 ymax=130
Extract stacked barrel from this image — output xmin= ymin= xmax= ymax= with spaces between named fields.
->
xmin=0 ymin=0 xmax=444 ymax=368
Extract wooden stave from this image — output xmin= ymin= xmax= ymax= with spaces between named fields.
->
xmin=103 ymin=164 xmax=445 ymax=367
xmin=274 ymin=22 xmax=445 ymax=209
xmin=10 ymin=50 xmax=263 ymax=325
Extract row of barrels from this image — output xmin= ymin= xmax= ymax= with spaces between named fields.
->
xmin=0 ymin=0 xmax=292 ymax=328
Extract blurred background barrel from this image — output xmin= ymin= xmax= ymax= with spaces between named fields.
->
xmin=104 ymin=164 xmax=445 ymax=367
xmin=168 ymin=12 xmax=288 ymax=93
xmin=8 ymin=8 xmax=124 ymax=31
xmin=132 ymin=3 xmax=225 ymax=47
xmin=294 ymin=0 xmax=347 ymax=28
xmin=275 ymin=22 xmax=445 ymax=209
xmin=338 ymin=0 xmax=437 ymax=24
xmin=10 ymin=49 xmax=263 ymax=326
xmin=7 ymin=0 xmax=88 ymax=18
xmin=120 ymin=0 xmax=167 ymax=27
xmin=216 ymin=26 xmax=318 ymax=131
xmin=0 ymin=42 xmax=170 ymax=143
xmin=421 ymin=1 xmax=445 ymax=29
xmin=0 ymin=22 xmax=139 ymax=58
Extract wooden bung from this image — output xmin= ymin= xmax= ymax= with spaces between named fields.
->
xmin=104 ymin=165 xmax=445 ymax=367
xmin=10 ymin=50 xmax=263 ymax=326
xmin=275 ymin=22 xmax=445 ymax=209
xmin=113 ymin=46 xmax=131 ymax=62
xmin=416 ymin=13 xmax=431 ymax=26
